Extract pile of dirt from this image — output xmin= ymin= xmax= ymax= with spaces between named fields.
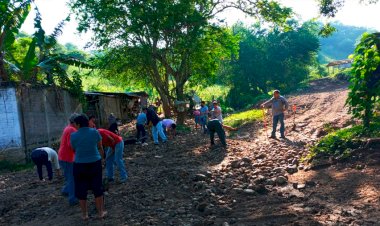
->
xmin=0 ymin=78 xmax=379 ymax=225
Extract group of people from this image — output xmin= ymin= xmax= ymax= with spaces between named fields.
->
xmin=31 ymin=113 xmax=128 ymax=220
xmin=30 ymin=89 xmax=289 ymax=220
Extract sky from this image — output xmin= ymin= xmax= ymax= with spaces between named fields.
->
xmin=21 ymin=0 xmax=380 ymax=50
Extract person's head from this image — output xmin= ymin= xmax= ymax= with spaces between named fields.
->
xmin=273 ymin=90 xmax=280 ymax=99
xmin=73 ymin=114 xmax=89 ymax=129
xmin=69 ymin=113 xmax=80 ymax=125
xmin=201 ymin=101 xmax=205 ymax=107
xmin=212 ymin=100 xmax=218 ymax=107
xmin=171 ymin=123 xmax=177 ymax=130
xmin=89 ymin=115 xmax=96 ymax=121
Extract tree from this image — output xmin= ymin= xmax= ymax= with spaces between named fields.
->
xmin=69 ymin=0 xmax=292 ymax=124
xmin=0 ymin=0 xmax=32 ymax=81
xmin=347 ymin=32 xmax=380 ymax=129
xmin=226 ymin=21 xmax=320 ymax=109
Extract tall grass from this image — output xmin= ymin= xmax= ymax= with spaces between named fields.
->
xmin=223 ymin=109 xmax=263 ymax=128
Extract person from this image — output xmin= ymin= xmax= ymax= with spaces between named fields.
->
xmin=199 ymin=101 xmax=209 ymax=134
xmin=207 ymin=118 xmax=227 ymax=147
xmin=58 ymin=113 xmax=79 ymax=206
xmin=193 ymin=109 xmax=201 ymax=129
xmin=162 ymin=118 xmax=177 ymax=139
xmin=136 ymin=111 xmax=148 ymax=145
xmin=89 ymin=115 xmax=96 ymax=128
xmin=98 ymin=129 xmax=128 ymax=183
xmin=70 ymin=114 xmax=106 ymax=220
xmin=108 ymin=113 xmax=119 ymax=134
xmin=31 ymin=147 xmax=60 ymax=181
xmin=143 ymin=107 xmax=167 ymax=145
xmin=261 ymin=90 xmax=289 ymax=139
xmin=211 ymin=100 xmax=223 ymax=123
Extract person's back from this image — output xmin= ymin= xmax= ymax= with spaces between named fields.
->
xmin=136 ymin=112 xmax=147 ymax=125
xmin=71 ymin=127 xmax=102 ymax=163
xmin=98 ymin=129 xmax=123 ymax=148
xmin=146 ymin=108 xmax=160 ymax=126
xmin=58 ymin=124 xmax=77 ymax=162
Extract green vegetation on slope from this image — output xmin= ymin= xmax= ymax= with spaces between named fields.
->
xmin=223 ymin=109 xmax=263 ymax=128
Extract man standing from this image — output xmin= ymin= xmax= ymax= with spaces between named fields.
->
xmin=143 ymin=107 xmax=167 ymax=145
xmin=261 ymin=90 xmax=289 ymax=139
xmin=211 ymin=100 xmax=223 ymax=123
xmin=207 ymin=118 xmax=227 ymax=147
xmin=58 ymin=113 xmax=79 ymax=206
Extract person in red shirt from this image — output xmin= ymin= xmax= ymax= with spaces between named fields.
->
xmin=58 ymin=113 xmax=79 ymax=206
xmin=89 ymin=115 xmax=96 ymax=128
xmin=98 ymin=129 xmax=128 ymax=183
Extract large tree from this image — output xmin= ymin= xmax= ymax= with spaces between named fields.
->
xmin=69 ymin=0 xmax=292 ymax=123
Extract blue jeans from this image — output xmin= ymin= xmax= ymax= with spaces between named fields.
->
xmin=152 ymin=121 xmax=167 ymax=144
xmin=200 ymin=115 xmax=208 ymax=133
xmin=106 ymin=141 xmax=128 ymax=181
xmin=272 ymin=113 xmax=285 ymax=137
xmin=59 ymin=160 xmax=77 ymax=204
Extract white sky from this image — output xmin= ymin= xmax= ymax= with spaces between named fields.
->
xmin=21 ymin=0 xmax=380 ymax=50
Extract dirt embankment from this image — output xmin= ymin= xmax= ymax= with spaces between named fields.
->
xmin=0 ymin=78 xmax=379 ymax=226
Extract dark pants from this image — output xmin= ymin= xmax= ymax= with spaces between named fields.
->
xmin=207 ymin=120 xmax=226 ymax=146
xmin=136 ymin=124 xmax=146 ymax=142
xmin=272 ymin=113 xmax=285 ymax=137
xmin=73 ymin=160 xmax=103 ymax=200
xmin=31 ymin=149 xmax=52 ymax=180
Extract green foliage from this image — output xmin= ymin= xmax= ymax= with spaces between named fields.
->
xmin=0 ymin=160 xmax=34 ymax=173
xmin=309 ymin=123 xmax=380 ymax=160
xmin=226 ymin=20 xmax=320 ymax=110
xmin=223 ymin=109 xmax=263 ymax=128
xmin=347 ymin=32 xmax=380 ymax=129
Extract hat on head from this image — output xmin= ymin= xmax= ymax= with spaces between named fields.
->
xmin=273 ymin=90 xmax=280 ymax=94
xmin=212 ymin=100 xmax=218 ymax=104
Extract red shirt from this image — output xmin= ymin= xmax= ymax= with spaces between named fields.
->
xmin=58 ymin=125 xmax=77 ymax=162
xmin=98 ymin=129 xmax=122 ymax=149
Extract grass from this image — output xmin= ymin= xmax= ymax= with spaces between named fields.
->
xmin=223 ymin=109 xmax=263 ymax=128
xmin=307 ymin=122 xmax=380 ymax=161
xmin=0 ymin=160 xmax=34 ymax=173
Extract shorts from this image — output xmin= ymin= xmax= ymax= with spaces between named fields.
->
xmin=73 ymin=160 xmax=103 ymax=200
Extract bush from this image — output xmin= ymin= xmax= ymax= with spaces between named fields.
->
xmin=224 ymin=109 xmax=263 ymax=128
xmin=308 ymin=123 xmax=380 ymax=160
xmin=0 ymin=160 xmax=34 ymax=173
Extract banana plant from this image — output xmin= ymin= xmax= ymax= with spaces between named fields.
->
xmin=0 ymin=0 xmax=32 ymax=82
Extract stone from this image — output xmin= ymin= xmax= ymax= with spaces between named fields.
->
xmin=193 ymin=174 xmax=207 ymax=182
xmin=197 ymin=202 xmax=208 ymax=212
xmin=275 ymin=176 xmax=288 ymax=185
xmin=286 ymin=165 xmax=298 ymax=174
xmin=296 ymin=184 xmax=306 ymax=190
xmin=243 ymin=189 xmax=256 ymax=195
xmin=222 ymin=222 xmax=230 ymax=226
xmin=256 ymin=153 xmax=267 ymax=159
xmin=305 ymin=181 xmax=316 ymax=187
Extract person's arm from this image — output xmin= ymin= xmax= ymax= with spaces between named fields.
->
xmin=51 ymin=151 xmax=61 ymax=176
xmin=261 ymin=98 xmax=274 ymax=108
xmin=282 ymin=97 xmax=289 ymax=111
xmin=98 ymin=141 xmax=105 ymax=159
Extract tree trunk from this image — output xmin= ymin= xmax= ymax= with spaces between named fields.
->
xmin=161 ymin=94 xmax=172 ymax=118
xmin=176 ymin=83 xmax=186 ymax=125
xmin=0 ymin=52 xmax=8 ymax=82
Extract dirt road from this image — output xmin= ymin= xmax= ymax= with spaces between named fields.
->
xmin=0 ymin=78 xmax=379 ymax=225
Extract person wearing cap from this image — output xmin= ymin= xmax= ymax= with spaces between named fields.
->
xmin=31 ymin=147 xmax=60 ymax=181
xmin=58 ymin=113 xmax=79 ymax=206
xmin=261 ymin=90 xmax=289 ymax=139
xmin=211 ymin=100 xmax=223 ymax=123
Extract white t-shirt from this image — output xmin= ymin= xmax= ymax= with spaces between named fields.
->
xmin=162 ymin=119 xmax=175 ymax=128
xmin=211 ymin=106 xmax=223 ymax=123
xmin=35 ymin=147 xmax=60 ymax=170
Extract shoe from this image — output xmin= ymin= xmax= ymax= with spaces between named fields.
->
xmin=142 ymin=143 xmax=148 ymax=146
xmin=119 ymin=178 xmax=128 ymax=184
xmin=269 ymin=135 xmax=276 ymax=139
xmin=136 ymin=141 xmax=142 ymax=145
xmin=69 ymin=200 xmax=79 ymax=206
xmin=107 ymin=178 xmax=115 ymax=183
xmin=163 ymin=140 xmax=167 ymax=144
xmin=280 ymin=136 xmax=286 ymax=139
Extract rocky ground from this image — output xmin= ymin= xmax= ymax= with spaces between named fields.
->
xmin=1 ymin=78 xmax=379 ymax=226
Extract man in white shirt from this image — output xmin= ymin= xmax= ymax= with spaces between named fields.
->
xmin=31 ymin=147 xmax=60 ymax=181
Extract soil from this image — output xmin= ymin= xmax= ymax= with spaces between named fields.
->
xmin=0 ymin=78 xmax=379 ymax=226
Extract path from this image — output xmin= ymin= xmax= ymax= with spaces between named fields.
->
xmin=0 ymin=78 xmax=379 ymax=225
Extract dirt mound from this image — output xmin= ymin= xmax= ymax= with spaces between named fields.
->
xmin=0 ymin=78 xmax=379 ymax=225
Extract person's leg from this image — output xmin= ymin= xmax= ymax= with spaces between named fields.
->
xmin=152 ymin=125 xmax=159 ymax=144
xmin=105 ymin=147 xmax=115 ymax=181
xmin=45 ymin=161 xmax=53 ymax=181
xmin=114 ymin=141 xmax=127 ymax=182
xmin=36 ymin=163 xmax=43 ymax=180
xmin=31 ymin=150 xmax=43 ymax=180
xmin=157 ymin=121 xmax=167 ymax=142
xmin=73 ymin=162 xmax=88 ymax=219
xmin=90 ymin=160 xmax=106 ymax=218
xmin=141 ymin=125 xmax=147 ymax=143
xmin=59 ymin=161 xmax=69 ymax=195
xmin=216 ymin=124 xmax=227 ymax=146
xmin=79 ymin=200 xmax=88 ymax=220
xmin=136 ymin=124 xmax=141 ymax=140
xmin=66 ymin=162 xmax=77 ymax=204
xmin=279 ymin=113 xmax=285 ymax=137
xmin=272 ymin=114 xmax=279 ymax=137
xmin=208 ymin=121 xmax=216 ymax=145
